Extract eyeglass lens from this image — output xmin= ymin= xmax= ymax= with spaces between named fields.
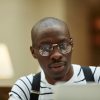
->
xmin=39 ymin=41 xmax=72 ymax=56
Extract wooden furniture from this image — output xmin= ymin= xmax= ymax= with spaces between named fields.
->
xmin=0 ymin=87 xmax=11 ymax=100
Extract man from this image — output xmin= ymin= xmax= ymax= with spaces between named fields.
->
xmin=9 ymin=17 xmax=100 ymax=100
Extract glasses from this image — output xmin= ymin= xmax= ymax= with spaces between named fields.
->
xmin=37 ymin=40 xmax=73 ymax=56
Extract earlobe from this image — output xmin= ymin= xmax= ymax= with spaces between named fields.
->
xmin=30 ymin=46 xmax=37 ymax=59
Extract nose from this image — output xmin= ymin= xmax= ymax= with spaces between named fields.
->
xmin=50 ymin=49 xmax=63 ymax=60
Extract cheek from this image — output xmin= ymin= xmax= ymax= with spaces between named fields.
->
xmin=37 ymin=56 xmax=49 ymax=67
xmin=65 ymin=52 xmax=72 ymax=61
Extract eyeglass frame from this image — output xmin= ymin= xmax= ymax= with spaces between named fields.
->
xmin=33 ymin=38 xmax=73 ymax=56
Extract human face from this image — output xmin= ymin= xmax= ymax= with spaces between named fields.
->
xmin=31 ymin=25 xmax=73 ymax=84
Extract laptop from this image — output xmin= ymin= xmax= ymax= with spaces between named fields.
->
xmin=53 ymin=83 xmax=100 ymax=100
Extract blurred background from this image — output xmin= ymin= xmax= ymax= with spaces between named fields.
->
xmin=0 ymin=0 xmax=100 ymax=99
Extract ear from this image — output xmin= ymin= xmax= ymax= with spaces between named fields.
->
xmin=30 ymin=46 xmax=37 ymax=59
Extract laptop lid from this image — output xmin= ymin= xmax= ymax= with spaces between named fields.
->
xmin=53 ymin=83 xmax=100 ymax=100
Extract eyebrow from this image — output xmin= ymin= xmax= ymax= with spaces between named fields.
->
xmin=40 ymin=38 xmax=71 ymax=45
xmin=38 ymin=36 xmax=72 ymax=45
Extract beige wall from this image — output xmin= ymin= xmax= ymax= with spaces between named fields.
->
xmin=0 ymin=0 xmax=67 ymax=86
xmin=0 ymin=0 xmax=93 ymax=86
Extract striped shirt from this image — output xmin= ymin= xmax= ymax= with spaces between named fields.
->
xmin=9 ymin=64 xmax=100 ymax=100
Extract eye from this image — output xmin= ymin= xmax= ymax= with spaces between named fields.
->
xmin=59 ymin=42 xmax=68 ymax=49
xmin=39 ymin=44 xmax=52 ymax=52
xmin=58 ymin=41 xmax=72 ymax=54
xmin=39 ymin=44 xmax=52 ymax=56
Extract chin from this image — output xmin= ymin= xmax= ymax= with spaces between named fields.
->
xmin=52 ymin=72 xmax=66 ymax=81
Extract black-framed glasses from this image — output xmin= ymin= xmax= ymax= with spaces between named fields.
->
xmin=37 ymin=40 xmax=73 ymax=56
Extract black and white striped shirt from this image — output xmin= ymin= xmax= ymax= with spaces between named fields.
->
xmin=9 ymin=64 xmax=100 ymax=100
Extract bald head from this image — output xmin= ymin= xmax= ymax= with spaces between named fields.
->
xmin=31 ymin=17 xmax=70 ymax=47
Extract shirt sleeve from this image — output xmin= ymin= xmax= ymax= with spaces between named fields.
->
xmin=8 ymin=95 xmax=21 ymax=100
xmin=8 ymin=74 xmax=33 ymax=100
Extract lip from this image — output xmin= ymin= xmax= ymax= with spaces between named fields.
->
xmin=48 ymin=62 xmax=66 ymax=72
xmin=49 ymin=62 xmax=65 ymax=68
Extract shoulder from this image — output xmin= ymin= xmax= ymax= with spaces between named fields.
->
xmin=89 ymin=66 xmax=100 ymax=83
xmin=88 ymin=66 xmax=100 ymax=77
xmin=19 ymin=74 xmax=34 ymax=85
xmin=9 ymin=74 xmax=35 ymax=100
xmin=89 ymin=66 xmax=100 ymax=73
xmin=72 ymin=64 xmax=83 ymax=77
xmin=15 ymin=73 xmax=34 ymax=89
xmin=73 ymin=64 xmax=100 ymax=83
xmin=72 ymin=64 xmax=84 ymax=78
xmin=72 ymin=64 xmax=81 ymax=72
xmin=72 ymin=64 xmax=100 ymax=75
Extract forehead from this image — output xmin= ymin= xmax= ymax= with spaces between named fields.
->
xmin=35 ymin=25 xmax=70 ymax=44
